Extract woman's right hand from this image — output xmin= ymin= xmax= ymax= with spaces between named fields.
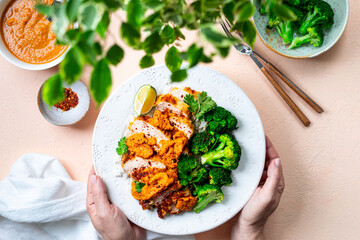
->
xmin=231 ymin=137 xmax=285 ymax=240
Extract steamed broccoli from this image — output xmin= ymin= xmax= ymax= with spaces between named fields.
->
xmin=201 ymin=134 xmax=241 ymax=170
xmin=205 ymin=107 xmax=237 ymax=133
xmin=267 ymin=6 xmax=304 ymax=44
xmin=298 ymin=0 xmax=334 ymax=35
xmin=209 ymin=167 xmax=232 ymax=186
xmin=193 ymin=184 xmax=224 ymax=213
xmin=190 ymin=131 xmax=217 ymax=155
xmin=177 ymin=154 xmax=208 ymax=186
xmin=289 ymin=27 xmax=324 ymax=49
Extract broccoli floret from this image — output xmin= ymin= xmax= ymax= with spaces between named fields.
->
xmin=298 ymin=0 xmax=334 ymax=35
xmin=190 ymin=131 xmax=217 ymax=154
xmin=193 ymin=184 xmax=224 ymax=213
xmin=209 ymin=167 xmax=232 ymax=186
xmin=289 ymin=27 xmax=324 ymax=49
xmin=178 ymin=154 xmax=197 ymax=174
xmin=205 ymin=107 xmax=237 ymax=133
xmin=201 ymin=134 xmax=241 ymax=170
xmin=267 ymin=6 xmax=304 ymax=44
xmin=177 ymin=154 xmax=208 ymax=186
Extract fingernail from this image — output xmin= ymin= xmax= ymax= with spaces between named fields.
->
xmin=275 ymin=158 xmax=281 ymax=168
xmin=90 ymin=175 xmax=97 ymax=184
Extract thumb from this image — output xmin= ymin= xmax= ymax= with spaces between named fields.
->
xmin=263 ymin=158 xmax=285 ymax=197
xmin=90 ymin=175 xmax=111 ymax=216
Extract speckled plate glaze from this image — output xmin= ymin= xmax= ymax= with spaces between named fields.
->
xmin=92 ymin=65 xmax=265 ymax=235
xmin=253 ymin=0 xmax=349 ymax=58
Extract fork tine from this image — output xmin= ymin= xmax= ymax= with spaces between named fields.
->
xmin=224 ymin=19 xmax=232 ymax=30
xmin=220 ymin=21 xmax=233 ymax=39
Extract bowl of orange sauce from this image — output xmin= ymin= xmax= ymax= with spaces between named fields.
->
xmin=0 ymin=0 xmax=68 ymax=70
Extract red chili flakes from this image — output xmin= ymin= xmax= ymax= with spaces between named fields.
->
xmin=54 ymin=88 xmax=79 ymax=111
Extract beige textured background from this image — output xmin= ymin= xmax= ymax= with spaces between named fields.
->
xmin=1 ymin=1 xmax=359 ymax=239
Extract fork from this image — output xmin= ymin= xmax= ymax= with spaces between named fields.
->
xmin=220 ymin=20 xmax=324 ymax=127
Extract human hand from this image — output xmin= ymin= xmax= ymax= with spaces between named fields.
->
xmin=86 ymin=166 xmax=145 ymax=240
xmin=231 ymin=136 xmax=285 ymax=240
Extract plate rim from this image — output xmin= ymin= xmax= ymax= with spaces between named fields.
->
xmin=91 ymin=64 xmax=266 ymax=235
xmin=253 ymin=0 xmax=350 ymax=59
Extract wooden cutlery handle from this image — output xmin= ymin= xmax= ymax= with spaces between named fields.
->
xmin=260 ymin=67 xmax=311 ymax=127
xmin=265 ymin=63 xmax=324 ymax=114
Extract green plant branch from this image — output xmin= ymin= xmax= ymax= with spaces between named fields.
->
xmin=36 ymin=0 xmax=292 ymax=107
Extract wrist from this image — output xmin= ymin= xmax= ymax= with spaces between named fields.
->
xmin=232 ymin=221 xmax=265 ymax=240
xmin=236 ymin=227 xmax=264 ymax=240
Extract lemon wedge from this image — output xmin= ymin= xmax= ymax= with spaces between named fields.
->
xmin=133 ymin=84 xmax=157 ymax=116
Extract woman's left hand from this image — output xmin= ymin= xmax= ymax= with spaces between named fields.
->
xmin=86 ymin=166 xmax=145 ymax=240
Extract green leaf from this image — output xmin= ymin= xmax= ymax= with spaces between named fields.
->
xmin=139 ymin=55 xmax=155 ymax=68
xmin=160 ymin=25 xmax=175 ymax=44
xmin=165 ymin=47 xmax=182 ymax=73
xmin=232 ymin=20 xmax=256 ymax=49
xmin=96 ymin=11 xmax=110 ymax=39
xmin=120 ymin=22 xmax=141 ymax=48
xmin=116 ymin=137 xmax=128 ymax=155
xmin=237 ymin=2 xmax=255 ymax=21
xmin=127 ymin=0 xmax=145 ymax=28
xmin=223 ymin=2 xmax=235 ymax=23
xmin=66 ymin=0 xmax=82 ymax=22
xmin=273 ymin=3 xmax=297 ymax=21
xmin=35 ymin=4 xmax=53 ymax=16
xmin=134 ymin=181 xmax=145 ymax=193
xmin=106 ymin=44 xmax=124 ymax=66
xmin=41 ymin=74 xmax=64 ymax=106
xmin=65 ymin=29 xmax=80 ymax=43
xmin=52 ymin=5 xmax=69 ymax=42
xmin=184 ymin=94 xmax=199 ymax=113
xmin=60 ymin=46 xmax=84 ymax=84
xmin=174 ymin=27 xmax=185 ymax=40
xmin=141 ymin=0 xmax=164 ymax=11
xmin=171 ymin=69 xmax=187 ymax=82
xmin=90 ymin=58 xmax=112 ymax=105
xmin=195 ymin=91 xmax=217 ymax=119
xmin=142 ymin=33 xmax=163 ymax=55
xmin=186 ymin=44 xmax=203 ymax=68
xmin=215 ymin=46 xmax=230 ymax=58
xmin=201 ymin=25 xmax=234 ymax=48
xmin=77 ymin=31 xmax=97 ymax=65
xmin=80 ymin=30 xmax=96 ymax=45
xmin=142 ymin=11 xmax=161 ymax=26
xmin=96 ymin=0 xmax=122 ymax=10
xmin=94 ymin=42 xmax=102 ymax=55
xmin=79 ymin=3 xmax=104 ymax=31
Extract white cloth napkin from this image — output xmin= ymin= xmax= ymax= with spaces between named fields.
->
xmin=0 ymin=153 xmax=195 ymax=240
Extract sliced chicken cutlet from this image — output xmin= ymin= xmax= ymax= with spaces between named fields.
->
xmin=121 ymin=87 xmax=201 ymax=218
xmin=154 ymin=94 xmax=190 ymax=117
xmin=131 ymin=169 xmax=178 ymax=201
xmin=126 ymin=119 xmax=170 ymax=149
xmin=122 ymin=157 xmax=166 ymax=175
xmin=156 ymin=188 xmax=198 ymax=218
xmin=169 ymin=87 xmax=199 ymax=102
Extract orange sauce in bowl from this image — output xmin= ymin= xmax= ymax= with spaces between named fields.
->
xmin=0 ymin=0 xmax=67 ymax=64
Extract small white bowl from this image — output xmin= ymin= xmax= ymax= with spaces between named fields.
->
xmin=0 ymin=0 xmax=67 ymax=70
xmin=38 ymin=80 xmax=90 ymax=126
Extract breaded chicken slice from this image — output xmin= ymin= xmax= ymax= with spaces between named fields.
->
xmin=154 ymin=94 xmax=190 ymax=117
xmin=169 ymin=87 xmax=199 ymax=102
xmin=127 ymin=119 xmax=170 ymax=149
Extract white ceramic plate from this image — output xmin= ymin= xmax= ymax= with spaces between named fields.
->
xmin=92 ymin=65 xmax=265 ymax=235
xmin=38 ymin=81 xmax=90 ymax=126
